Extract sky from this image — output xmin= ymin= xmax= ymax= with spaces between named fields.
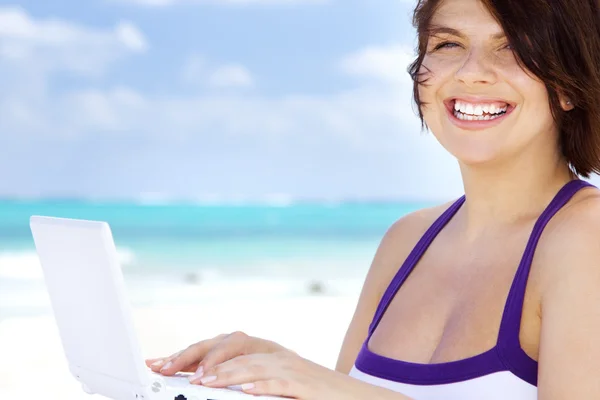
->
xmin=0 ymin=0 xmax=467 ymax=202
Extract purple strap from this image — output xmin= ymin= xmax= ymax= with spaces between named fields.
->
xmin=368 ymin=195 xmax=466 ymax=336
xmin=496 ymin=179 xmax=593 ymax=347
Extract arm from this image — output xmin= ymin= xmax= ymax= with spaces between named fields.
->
xmin=537 ymin=198 xmax=600 ymax=399
xmin=334 ymin=220 xmax=405 ymax=374
xmin=336 ymin=204 xmax=448 ymax=373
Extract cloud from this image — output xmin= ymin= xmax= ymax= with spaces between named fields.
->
xmin=339 ymin=44 xmax=416 ymax=85
xmin=0 ymin=6 xmax=149 ymax=141
xmin=113 ymin=0 xmax=328 ymax=7
xmin=5 ymin=42 xmax=416 ymax=143
xmin=181 ymin=55 xmax=254 ymax=88
xmin=181 ymin=54 xmax=206 ymax=85
xmin=115 ymin=22 xmax=148 ymax=52
xmin=209 ymin=64 xmax=254 ymax=88
xmin=0 ymin=6 xmax=147 ymax=77
xmin=7 ymin=83 xmax=409 ymax=142
xmin=1 ymin=82 xmax=461 ymax=200
xmin=0 ymin=24 xmax=461 ymax=201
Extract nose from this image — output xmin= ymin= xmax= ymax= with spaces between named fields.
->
xmin=454 ymin=47 xmax=497 ymax=87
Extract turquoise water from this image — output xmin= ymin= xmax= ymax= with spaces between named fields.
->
xmin=0 ymin=199 xmax=428 ymax=275
xmin=0 ymin=199 xmax=430 ymax=317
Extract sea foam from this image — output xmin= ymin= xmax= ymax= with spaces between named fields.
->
xmin=0 ymin=248 xmax=137 ymax=280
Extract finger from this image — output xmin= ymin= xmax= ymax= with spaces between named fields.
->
xmin=187 ymin=354 xmax=241 ymax=384
xmin=160 ymin=334 xmax=227 ymax=376
xmin=145 ymin=350 xmax=184 ymax=372
xmin=199 ymin=331 xmax=251 ymax=371
xmin=191 ymin=355 xmax=270 ymax=387
xmin=241 ymin=379 xmax=299 ymax=399
xmin=145 ymin=358 xmax=163 ymax=368
xmin=151 ymin=360 xmax=199 ymax=373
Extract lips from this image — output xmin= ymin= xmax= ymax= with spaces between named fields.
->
xmin=442 ymin=96 xmax=517 ymax=131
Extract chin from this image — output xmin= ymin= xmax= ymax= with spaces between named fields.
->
xmin=434 ymin=133 xmax=507 ymax=168
xmin=455 ymin=153 xmax=502 ymax=168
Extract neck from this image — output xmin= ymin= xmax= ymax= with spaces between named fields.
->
xmin=457 ymin=148 xmax=575 ymax=238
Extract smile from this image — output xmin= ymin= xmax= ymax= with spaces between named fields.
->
xmin=444 ymin=97 xmax=517 ymax=130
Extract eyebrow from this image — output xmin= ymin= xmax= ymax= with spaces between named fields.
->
xmin=428 ymin=25 xmax=507 ymax=40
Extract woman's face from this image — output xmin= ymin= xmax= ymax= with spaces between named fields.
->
xmin=419 ymin=0 xmax=567 ymax=167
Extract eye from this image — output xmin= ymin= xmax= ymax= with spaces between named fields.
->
xmin=433 ymin=41 xmax=461 ymax=51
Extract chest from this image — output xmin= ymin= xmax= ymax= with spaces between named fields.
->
xmin=368 ymin=228 xmax=543 ymax=364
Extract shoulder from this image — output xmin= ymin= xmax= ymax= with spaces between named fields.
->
xmin=379 ymin=201 xmax=451 ymax=251
xmin=539 ymin=183 xmax=600 ymax=302
xmin=380 ymin=199 xmax=454 ymax=258
xmin=539 ymin=184 xmax=600 ymax=281
xmin=365 ymin=199 xmax=457 ymax=297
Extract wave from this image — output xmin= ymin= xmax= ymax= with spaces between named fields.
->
xmin=0 ymin=248 xmax=137 ymax=280
xmin=134 ymin=193 xmax=303 ymax=207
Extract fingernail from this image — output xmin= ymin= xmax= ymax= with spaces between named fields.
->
xmin=188 ymin=366 xmax=204 ymax=383
xmin=241 ymin=383 xmax=255 ymax=390
xmin=160 ymin=361 xmax=172 ymax=371
xmin=200 ymin=375 xmax=217 ymax=385
xmin=151 ymin=360 xmax=164 ymax=367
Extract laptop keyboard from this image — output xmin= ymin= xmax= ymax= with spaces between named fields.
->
xmin=162 ymin=373 xmax=241 ymax=390
xmin=153 ymin=372 xmax=267 ymax=399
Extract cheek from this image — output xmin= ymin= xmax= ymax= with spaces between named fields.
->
xmin=417 ymin=55 xmax=458 ymax=107
xmin=417 ymin=65 xmax=439 ymax=111
xmin=504 ymin=70 xmax=553 ymax=127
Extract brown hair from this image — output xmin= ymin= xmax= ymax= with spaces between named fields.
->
xmin=408 ymin=0 xmax=600 ymax=178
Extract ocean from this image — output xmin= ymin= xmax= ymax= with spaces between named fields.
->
xmin=0 ymin=199 xmax=430 ymax=319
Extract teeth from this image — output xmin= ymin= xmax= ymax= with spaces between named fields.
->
xmin=453 ymin=100 xmax=509 ymax=117
xmin=454 ymin=109 xmax=503 ymax=121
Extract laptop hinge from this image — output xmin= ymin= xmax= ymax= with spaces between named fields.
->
xmin=70 ymin=365 xmax=151 ymax=400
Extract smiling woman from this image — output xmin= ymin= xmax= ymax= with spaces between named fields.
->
xmin=408 ymin=0 xmax=600 ymax=172
xmin=146 ymin=0 xmax=600 ymax=399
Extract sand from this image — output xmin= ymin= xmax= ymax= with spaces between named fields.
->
xmin=0 ymin=295 xmax=358 ymax=400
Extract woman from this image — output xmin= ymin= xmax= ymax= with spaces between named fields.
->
xmin=146 ymin=0 xmax=600 ymax=398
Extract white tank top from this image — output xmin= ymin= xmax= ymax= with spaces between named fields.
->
xmin=349 ymin=366 xmax=536 ymax=400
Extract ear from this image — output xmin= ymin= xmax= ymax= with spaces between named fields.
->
xmin=559 ymin=95 xmax=575 ymax=111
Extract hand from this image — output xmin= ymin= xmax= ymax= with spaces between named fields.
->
xmin=189 ymin=350 xmax=356 ymax=400
xmin=144 ymin=331 xmax=290 ymax=377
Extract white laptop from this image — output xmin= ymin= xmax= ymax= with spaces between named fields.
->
xmin=29 ymin=215 xmax=282 ymax=400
